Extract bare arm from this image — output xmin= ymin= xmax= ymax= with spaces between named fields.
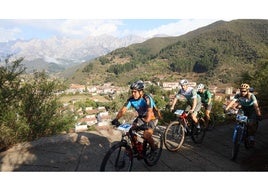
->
xmin=170 ymin=97 xmax=178 ymax=111
xmin=143 ymin=108 xmax=154 ymax=123
xmin=225 ymin=100 xmax=236 ymax=111
xmin=254 ymin=103 xmax=262 ymax=116
xmin=191 ymin=97 xmax=197 ymax=111
xmin=207 ymin=97 xmax=212 ymax=105
xmin=115 ymin=106 xmax=127 ymax=120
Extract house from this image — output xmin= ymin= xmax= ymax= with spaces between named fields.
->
xmin=65 ymin=84 xmax=86 ymax=94
xmin=162 ymin=82 xmax=179 ymax=90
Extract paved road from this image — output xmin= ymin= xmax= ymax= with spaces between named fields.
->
xmin=1 ymin=119 xmax=268 ymax=172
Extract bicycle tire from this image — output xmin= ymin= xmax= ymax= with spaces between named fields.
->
xmin=100 ymin=142 xmax=133 ymax=171
xmin=164 ymin=121 xmax=185 ymax=152
xmin=143 ymin=128 xmax=163 ymax=166
xmin=191 ymin=118 xmax=206 ymax=144
xmin=231 ymin=126 xmax=242 ymax=161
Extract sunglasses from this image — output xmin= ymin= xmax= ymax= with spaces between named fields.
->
xmin=240 ymin=90 xmax=247 ymax=93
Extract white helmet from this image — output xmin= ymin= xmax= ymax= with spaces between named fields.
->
xmin=197 ymin=83 xmax=205 ymax=90
xmin=179 ymin=79 xmax=188 ymax=86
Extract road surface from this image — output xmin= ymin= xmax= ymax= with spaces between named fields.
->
xmin=1 ymin=119 xmax=268 ymax=171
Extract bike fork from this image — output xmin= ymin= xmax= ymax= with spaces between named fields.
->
xmin=232 ymin=125 xmax=243 ymax=143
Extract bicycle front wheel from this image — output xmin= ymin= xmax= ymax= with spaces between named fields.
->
xmin=164 ymin=121 xmax=185 ymax=152
xmin=231 ymin=126 xmax=242 ymax=160
xmin=100 ymin=142 xmax=133 ymax=171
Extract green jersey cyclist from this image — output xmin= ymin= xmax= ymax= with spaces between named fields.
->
xmin=197 ymin=83 xmax=213 ymax=127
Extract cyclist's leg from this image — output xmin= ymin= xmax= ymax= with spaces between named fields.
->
xmin=142 ymin=120 xmax=157 ymax=150
xmin=192 ymin=102 xmax=202 ymax=126
xmin=144 ymin=128 xmax=156 ymax=149
xmin=185 ymin=105 xmax=197 ymax=124
xmin=204 ymin=103 xmax=212 ymax=125
xmin=247 ymin=118 xmax=258 ymax=144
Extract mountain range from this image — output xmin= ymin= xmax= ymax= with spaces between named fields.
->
xmin=0 ymin=34 xmax=146 ymax=73
xmin=66 ymin=19 xmax=268 ymax=87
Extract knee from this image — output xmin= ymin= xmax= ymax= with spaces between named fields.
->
xmin=143 ymin=129 xmax=153 ymax=139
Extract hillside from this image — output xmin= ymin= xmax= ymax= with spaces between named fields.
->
xmin=64 ymin=19 xmax=268 ymax=87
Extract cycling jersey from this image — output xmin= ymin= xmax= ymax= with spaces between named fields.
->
xmin=232 ymin=93 xmax=258 ymax=118
xmin=124 ymin=94 xmax=156 ymax=118
xmin=198 ymin=89 xmax=212 ymax=104
xmin=176 ymin=86 xmax=201 ymax=106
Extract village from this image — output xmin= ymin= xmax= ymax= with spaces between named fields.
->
xmin=61 ymin=81 xmax=237 ymax=132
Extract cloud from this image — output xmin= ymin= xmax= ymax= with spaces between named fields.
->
xmin=140 ymin=19 xmax=218 ymax=38
xmin=0 ymin=27 xmax=21 ymax=42
xmin=58 ymin=20 xmax=123 ymax=37
xmin=0 ymin=19 xmax=219 ymax=42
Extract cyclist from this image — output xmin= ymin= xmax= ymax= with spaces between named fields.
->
xmin=224 ymin=83 xmax=262 ymax=146
xmin=197 ymin=83 xmax=213 ymax=127
xmin=170 ymin=79 xmax=202 ymax=129
xmin=111 ymin=80 xmax=158 ymax=152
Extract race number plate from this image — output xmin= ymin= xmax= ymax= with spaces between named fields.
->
xmin=174 ymin=109 xmax=184 ymax=115
xmin=117 ymin=123 xmax=132 ymax=132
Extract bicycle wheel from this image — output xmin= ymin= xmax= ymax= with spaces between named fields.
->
xmin=164 ymin=121 xmax=185 ymax=152
xmin=206 ymin=112 xmax=215 ymax=131
xmin=191 ymin=119 xmax=206 ymax=144
xmin=143 ymin=127 xmax=163 ymax=166
xmin=100 ymin=142 xmax=133 ymax=171
xmin=231 ymin=126 xmax=242 ymax=160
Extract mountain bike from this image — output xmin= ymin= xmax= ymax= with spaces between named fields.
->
xmin=163 ymin=109 xmax=206 ymax=152
xmin=100 ymin=121 xmax=163 ymax=171
xmin=225 ymin=108 xmax=251 ymax=161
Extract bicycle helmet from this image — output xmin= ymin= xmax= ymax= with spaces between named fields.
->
xmin=130 ymin=80 xmax=144 ymax=91
xmin=179 ymin=79 xmax=188 ymax=86
xmin=197 ymin=83 xmax=205 ymax=90
xmin=240 ymin=83 xmax=250 ymax=90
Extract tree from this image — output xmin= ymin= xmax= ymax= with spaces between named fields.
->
xmin=0 ymin=58 xmax=75 ymax=149
xmin=0 ymin=57 xmax=26 ymax=148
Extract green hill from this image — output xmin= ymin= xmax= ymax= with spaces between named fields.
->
xmin=65 ymin=19 xmax=268 ymax=87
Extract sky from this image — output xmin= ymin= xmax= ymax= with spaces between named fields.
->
xmin=0 ymin=19 xmax=219 ymax=42
xmin=0 ymin=0 xmax=267 ymax=43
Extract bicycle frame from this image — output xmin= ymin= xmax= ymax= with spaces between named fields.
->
xmin=175 ymin=109 xmax=206 ymax=139
xmin=232 ymin=113 xmax=248 ymax=143
xmin=100 ymin=122 xmax=163 ymax=171
xmin=232 ymin=122 xmax=247 ymax=144
xmin=230 ymin=110 xmax=249 ymax=160
xmin=117 ymin=123 xmax=143 ymax=153
xmin=174 ymin=109 xmax=191 ymax=132
xmin=163 ymin=109 xmax=206 ymax=152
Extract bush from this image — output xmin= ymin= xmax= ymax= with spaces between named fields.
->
xmin=0 ymin=58 xmax=75 ymax=150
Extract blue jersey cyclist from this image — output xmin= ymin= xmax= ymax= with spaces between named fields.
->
xmin=225 ymin=83 xmax=262 ymax=146
xmin=111 ymin=80 xmax=158 ymax=151
xmin=170 ymin=79 xmax=202 ymax=128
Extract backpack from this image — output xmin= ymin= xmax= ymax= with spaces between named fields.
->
xmin=143 ymin=94 xmax=162 ymax=120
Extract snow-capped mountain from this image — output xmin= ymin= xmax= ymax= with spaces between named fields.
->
xmin=0 ymin=34 xmax=146 ymax=73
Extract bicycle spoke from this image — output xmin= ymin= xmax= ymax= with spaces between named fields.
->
xmin=100 ymin=143 xmax=133 ymax=171
xmin=164 ymin=122 xmax=185 ymax=151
